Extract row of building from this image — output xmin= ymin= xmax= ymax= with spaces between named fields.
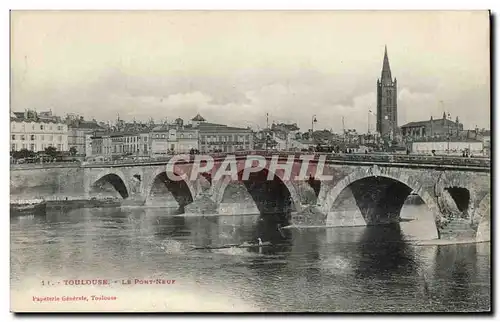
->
xmin=10 ymin=110 xmax=255 ymax=160
xmin=10 ymin=110 xmax=70 ymax=153
xmin=10 ymin=108 xmax=490 ymax=160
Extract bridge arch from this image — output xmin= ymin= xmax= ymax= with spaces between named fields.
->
xmin=144 ymin=167 xmax=196 ymax=208
xmin=212 ymin=167 xmax=302 ymax=214
xmin=435 ymin=172 xmax=477 ymax=218
xmin=319 ymin=166 xmax=441 ymax=226
xmin=90 ymin=169 xmax=131 ymax=199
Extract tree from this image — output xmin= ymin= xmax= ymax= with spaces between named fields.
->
xmin=69 ymin=147 xmax=78 ymax=156
xmin=12 ymin=148 xmax=35 ymax=159
xmin=44 ymin=146 xmax=58 ymax=158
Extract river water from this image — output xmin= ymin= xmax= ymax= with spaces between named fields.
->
xmin=10 ymin=202 xmax=490 ymax=312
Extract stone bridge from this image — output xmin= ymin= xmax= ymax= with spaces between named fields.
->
xmin=82 ymin=153 xmax=491 ymax=241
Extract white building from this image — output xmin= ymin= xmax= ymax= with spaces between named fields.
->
xmin=176 ymin=128 xmax=199 ymax=153
xmin=85 ymin=134 xmax=93 ymax=157
xmin=411 ymin=140 xmax=484 ymax=156
xmin=11 ymin=110 xmax=68 ymax=152
xmin=122 ymin=132 xmax=141 ymax=155
xmin=150 ymin=123 xmax=199 ymax=155
xmin=480 ymin=130 xmax=491 ymax=156
xmin=150 ymin=125 xmax=171 ymax=156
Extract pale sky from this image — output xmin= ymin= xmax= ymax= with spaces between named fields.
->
xmin=10 ymin=11 xmax=490 ymax=132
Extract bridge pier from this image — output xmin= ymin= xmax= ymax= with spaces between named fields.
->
xmin=290 ymin=204 xmax=327 ymax=226
xmin=184 ymin=192 xmax=218 ymax=215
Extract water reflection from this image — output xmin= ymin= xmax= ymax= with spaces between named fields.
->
xmin=10 ymin=204 xmax=491 ymax=312
xmin=354 ymin=225 xmax=417 ymax=279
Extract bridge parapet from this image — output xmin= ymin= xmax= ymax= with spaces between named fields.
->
xmin=81 ymin=151 xmax=491 ymax=170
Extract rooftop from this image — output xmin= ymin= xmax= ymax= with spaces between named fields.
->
xmin=70 ymin=121 xmax=104 ymax=130
xmin=191 ymin=114 xmax=206 ymax=122
xmin=401 ymin=117 xmax=460 ymax=128
xmin=197 ymin=122 xmax=252 ymax=133
xmin=151 ymin=124 xmax=169 ymax=132
xmin=11 ymin=110 xmax=63 ymax=124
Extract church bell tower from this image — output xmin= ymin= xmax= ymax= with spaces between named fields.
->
xmin=376 ymin=46 xmax=398 ymax=138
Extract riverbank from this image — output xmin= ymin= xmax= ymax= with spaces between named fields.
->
xmin=10 ymin=198 xmax=123 ymax=217
xmin=409 ymin=239 xmax=491 ymax=246
xmin=46 ymin=198 xmax=121 ymax=209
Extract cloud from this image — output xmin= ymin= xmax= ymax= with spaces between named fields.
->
xmin=398 ymin=88 xmax=438 ymax=125
xmin=162 ymin=92 xmax=213 ymax=107
xmin=11 ymin=11 xmax=490 ymax=132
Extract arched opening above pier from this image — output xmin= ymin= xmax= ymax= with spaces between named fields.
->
xmin=92 ymin=174 xmax=129 ymax=199
xmin=148 ymin=172 xmax=194 ymax=209
xmin=326 ymin=174 xmax=437 ymax=233
xmin=445 ymin=187 xmax=470 ymax=213
xmin=219 ymin=168 xmax=297 ymax=217
xmin=341 ymin=176 xmax=413 ymax=224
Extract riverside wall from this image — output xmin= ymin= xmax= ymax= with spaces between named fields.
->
xmin=10 ymin=164 xmax=86 ymax=200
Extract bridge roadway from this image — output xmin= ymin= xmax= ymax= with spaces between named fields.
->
xmin=81 ymin=150 xmax=491 ymax=170
xmin=79 ymin=151 xmax=491 ymax=242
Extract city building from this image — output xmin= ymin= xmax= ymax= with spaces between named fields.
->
xmin=90 ymin=133 xmax=106 ymax=159
xmin=376 ymin=46 xmax=398 ymax=139
xmin=122 ymin=132 xmax=142 ymax=155
xmin=90 ymin=132 xmax=124 ymax=161
xmin=139 ymin=132 xmax=151 ymax=157
xmin=37 ymin=110 xmax=62 ymax=123
xmin=401 ymin=113 xmax=463 ymax=140
xmin=253 ymin=129 xmax=278 ymax=150
xmin=150 ymin=124 xmax=174 ymax=156
xmin=192 ymin=114 xmax=254 ymax=153
xmin=150 ymin=122 xmax=199 ymax=155
xmin=85 ymin=133 xmax=93 ymax=158
xmin=291 ymin=139 xmax=316 ymax=151
xmin=10 ymin=110 xmax=68 ymax=152
xmin=411 ymin=138 xmax=483 ymax=156
xmin=344 ymin=129 xmax=360 ymax=145
xmin=269 ymin=123 xmax=301 ymax=150
xmin=67 ymin=117 xmax=104 ymax=157
xmin=176 ymin=127 xmax=199 ymax=153
xmin=479 ymin=129 xmax=491 ymax=156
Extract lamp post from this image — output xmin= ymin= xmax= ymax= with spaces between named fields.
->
xmin=265 ymin=113 xmax=269 ymax=152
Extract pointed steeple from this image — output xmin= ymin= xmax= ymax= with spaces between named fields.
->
xmin=381 ymin=45 xmax=392 ymax=82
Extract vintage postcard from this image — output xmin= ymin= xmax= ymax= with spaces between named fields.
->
xmin=10 ymin=10 xmax=491 ymax=313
